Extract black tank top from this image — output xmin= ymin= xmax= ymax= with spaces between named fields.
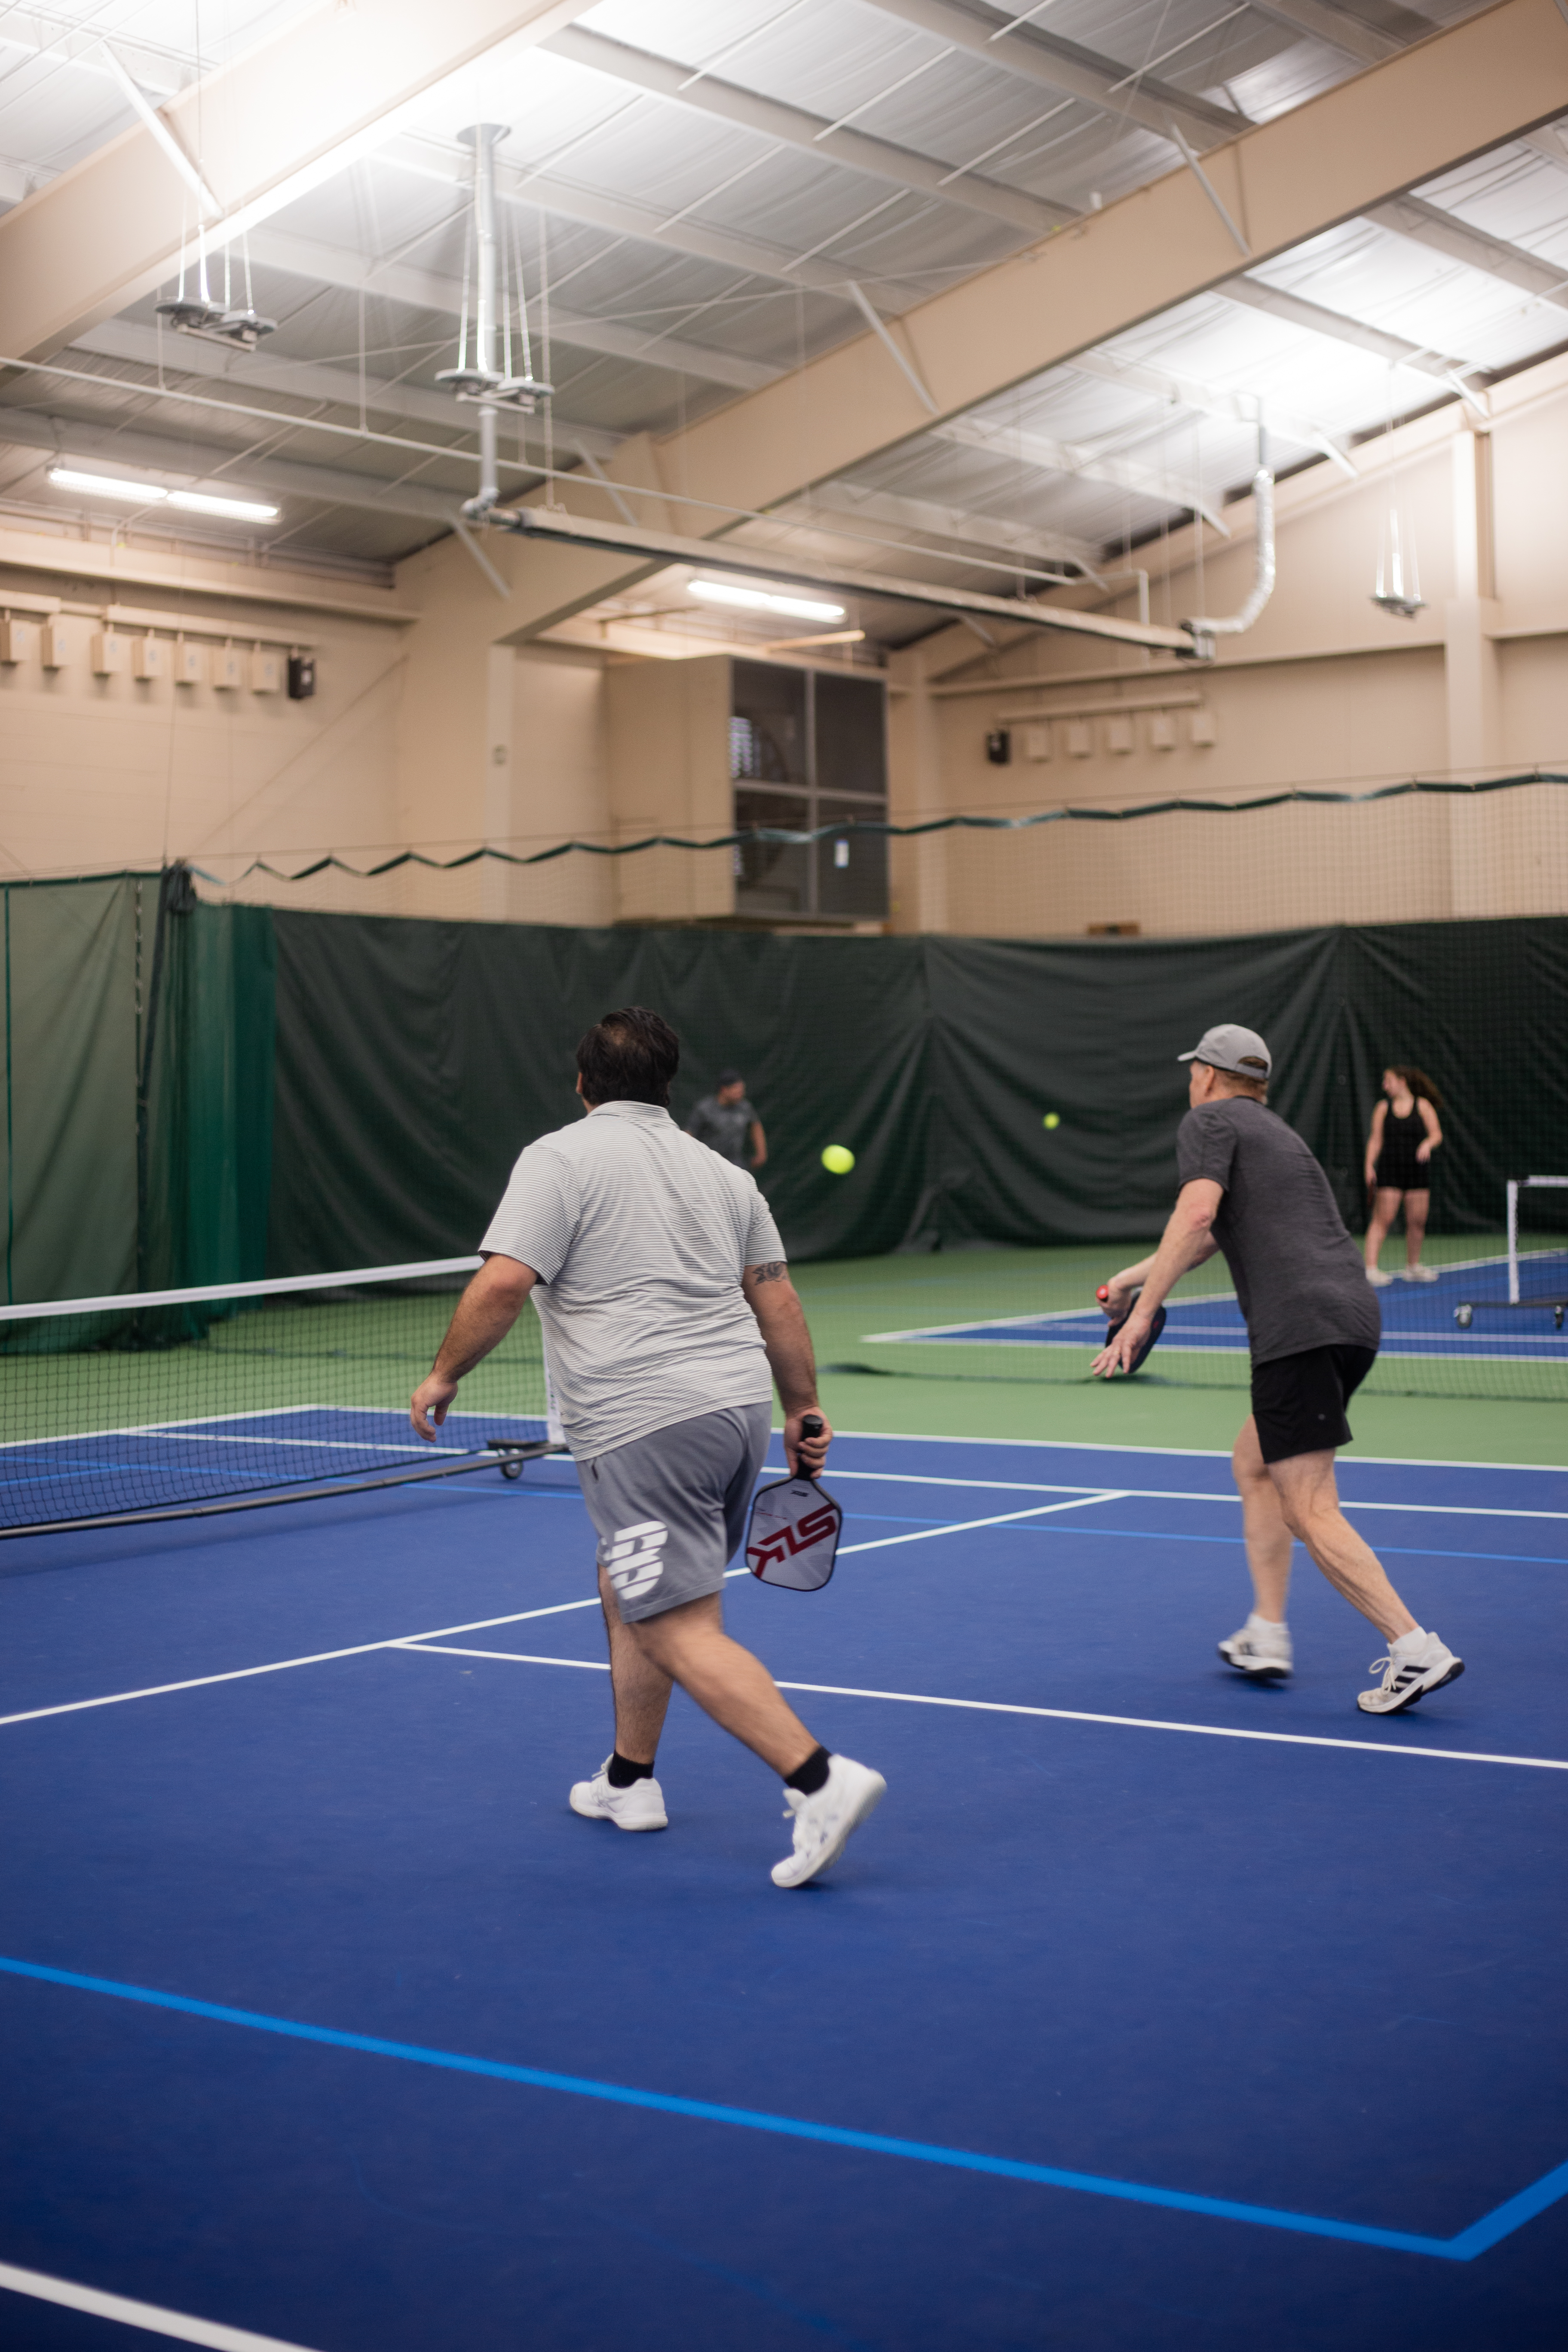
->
xmin=1376 ymin=1101 xmax=1426 ymax=1189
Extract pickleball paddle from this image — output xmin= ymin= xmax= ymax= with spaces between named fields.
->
xmin=1096 ymin=1283 xmax=1168 ymax=1375
xmin=745 ymin=1412 xmax=842 ymax=1591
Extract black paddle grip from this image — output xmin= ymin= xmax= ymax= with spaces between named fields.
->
xmin=796 ymin=1411 xmax=826 ymax=1482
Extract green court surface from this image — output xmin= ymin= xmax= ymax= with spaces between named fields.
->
xmin=790 ymin=1246 xmax=1568 ymax=1470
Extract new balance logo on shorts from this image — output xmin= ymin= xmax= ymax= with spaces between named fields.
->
xmin=605 ymin=1519 xmax=668 ymax=1601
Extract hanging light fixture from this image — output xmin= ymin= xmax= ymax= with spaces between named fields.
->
xmin=438 ymin=125 xmax=553 ymax=521
xmin=155 ymin=211 xmax=275 ymax=351
xmin=1372 ymin=505 xmax=1426 ymax=619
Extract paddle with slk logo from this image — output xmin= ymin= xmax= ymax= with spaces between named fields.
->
xmin=745 ymin=1413 xmax=843 ymax=1591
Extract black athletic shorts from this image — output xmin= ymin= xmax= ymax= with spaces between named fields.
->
xmin=1250 ymin=1343 xmax=1378 ymax=1464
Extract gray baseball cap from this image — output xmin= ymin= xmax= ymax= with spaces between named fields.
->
xmin=1178 ymin=1023 xmax=1272 ymax=1077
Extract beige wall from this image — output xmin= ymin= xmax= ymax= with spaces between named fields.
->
xmin=0 ymin=537 xmax=407 ymax=900
xmin=2 ymin=350 xmax=1565 ymax=938
xmin=887 ymin=357 xmax=1568 ymax=937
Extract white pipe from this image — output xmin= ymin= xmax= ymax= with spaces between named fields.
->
xmin=1180 ymin=466 xmax=1274 ymax=658
xmin=471 ymin=126 xmax=501 ymax=383
xmin=457 ymin=123 xmax=507 ymax=517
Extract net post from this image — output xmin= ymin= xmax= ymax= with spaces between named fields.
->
xmin=1508 ymin=1179 xmax=1519 ymax=1304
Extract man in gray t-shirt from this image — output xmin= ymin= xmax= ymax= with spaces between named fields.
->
xmin=687 ymin=1069 xmax=766 ymax=1170
xmin=1093 ymin=1023 xmax=1463 ymax=1719
xmin=410 ymin=1006 xmax=883 ymax=1889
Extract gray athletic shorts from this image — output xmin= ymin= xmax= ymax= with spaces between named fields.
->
xmin=577 ymin=1403 xmax=773 ymax=1623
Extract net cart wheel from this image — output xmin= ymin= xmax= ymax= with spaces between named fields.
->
xmin=1454 ymin=1305 xmax=1473 ymax=1329
xmin=499 ymin=1456 xmax=524 ymax=1480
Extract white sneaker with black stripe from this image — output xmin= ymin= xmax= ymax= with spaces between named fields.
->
xmin=1357 ymin=1634 xmax=1464 ymax=1715
xmin=569 ymin=1759 xmax=668 ymax=1830
xmin=1219 ymin=1617 xmax=1293 ymax=1680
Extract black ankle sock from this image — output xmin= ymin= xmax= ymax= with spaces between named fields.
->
xmin=785 ymin=1744 xmax=832 ymax=1797
xmin=606 ymin=1751 xmax=654 ymax=1788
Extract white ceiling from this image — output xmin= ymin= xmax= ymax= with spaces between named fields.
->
xmin=2 ymin=0 xmax=1566 ymax=627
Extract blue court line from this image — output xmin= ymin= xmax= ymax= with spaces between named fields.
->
xmin=840 ymin=1512 xmax=1558 ymax=1568
xmin=2 ymin=1956 xmax=1563 ymax=2262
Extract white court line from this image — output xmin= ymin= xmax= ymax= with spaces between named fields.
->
xmin=826 ymin=1429 xmax=1568 ymax=1473
xmin=0 ymin=1498 xmax=1117 ymax=1732
xmin=0 ymin=1475 xmax=1552 ymax=1739
xmin=0 ymin=2258 xmax=322 ymax=2349
xmin=838 ymin=1491 xmax=1126 ymax=1553
xmin=0 ymin=1597 xmax=604 ymax=1730
xmin=399 ymin=1646 xmax=1568 ymax=1773
xmin=802 ymin=1470 xmax=1568 ymax=1524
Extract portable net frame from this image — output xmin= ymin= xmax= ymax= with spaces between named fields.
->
xmin=0 ymin=1260 xmax=559 ymax=1539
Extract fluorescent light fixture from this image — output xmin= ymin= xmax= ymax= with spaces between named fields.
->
xmin=47 ymin=467 xmax=278 ymax=522
xmin=168 ymin=489 xmax=279 ymax=522
xmin=688 ymin=578 xmax=845 ymax=623
xmin=50 ymin=467 xmax=166 ymax=503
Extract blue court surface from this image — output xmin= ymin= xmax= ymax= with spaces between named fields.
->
xmin=870 ymin=1249 xmax=1568 ymax=1360
xmin=1 ymin=1431 xmax=1565 ymax=2350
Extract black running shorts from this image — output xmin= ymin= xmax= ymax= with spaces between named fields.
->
xmin=1250 ymin=1343 xmax=1378 ymax=1464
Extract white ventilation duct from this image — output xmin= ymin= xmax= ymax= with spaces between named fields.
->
xmin=1180 ymin=430 xmax=1276 ymax=659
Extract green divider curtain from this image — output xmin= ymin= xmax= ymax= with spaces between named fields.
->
xmin=4 ymin=886 xmax=1561 ymax=1303
xmin=267 ymin=916 xmax=935 ymax=1271
xmin=266 ymin=909 xmax=1568 ymax=1271
xmin=140 ymin=891 xmax=277 ymax=1293
xmin=0 ymin=874 xmax=278 ymax=1309
xmin=0 ymin=877 xmax=139 ymax=1305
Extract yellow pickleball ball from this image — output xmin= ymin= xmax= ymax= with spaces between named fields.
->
xmin=821 ymin=1144 xmax=856 ymax=1175
xmin=1043 ymin=1112 xmax=1061 ymax=1130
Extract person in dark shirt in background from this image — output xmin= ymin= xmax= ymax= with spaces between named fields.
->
xmin=1094 ymin=1024 xmax=1464 ymax=1717
xmin=687 ymin=1069 xmax=767 ymax=1171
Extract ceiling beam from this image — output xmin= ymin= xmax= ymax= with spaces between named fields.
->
xmin=864 ymin=0 xmax=1246 ymax=150
xmin=1365 ymin=193 xmax=1568 ymax=310
xmin=930 ymin=413 xmax=1231 ymax=530
xmin=639 ymin=0 xmax=1568 ymax=533
xmin=1243 ymin=0 xmax=1408 ymax=64
xmin=70 ymin=318 xmax=626 ymax=453
xmin=383 ymin=135 xmax=925 ymax=307
xmin=541 ymin=23 xmax=1072 ymax=237
xmin=775 ymin=479 xmax=1100 ymax=568
xmin=246 ymin=227 xmax=781 ymax=391
xmin=1217 ymin=273 xmax=1471 ymax=375
xmin=0 ymin=405 xmax=465 ymax=524
xmin=1247 ymin=0 xmax=1568 ymax=172
xmin=505 ymin=502 xmax=1191 ymax=646
xmin=0 ymin=0 xmax=601 ymax=363
xmin=1063 ymin=347 xmax=1357 ymax=476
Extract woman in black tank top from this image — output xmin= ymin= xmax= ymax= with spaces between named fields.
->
xmin=1363 ymin=1066 xmax=1444 ymax=1286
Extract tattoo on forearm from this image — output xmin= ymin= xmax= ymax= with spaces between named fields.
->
xmin=751 ymin=1261 xmax=788 ymax=1284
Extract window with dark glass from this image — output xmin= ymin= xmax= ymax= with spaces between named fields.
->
xmin=731 ymin=661 xmax=886 ymax=919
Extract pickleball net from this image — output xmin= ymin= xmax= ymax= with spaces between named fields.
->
xmin=0 ymin=1258 xmax=559 ymax=1537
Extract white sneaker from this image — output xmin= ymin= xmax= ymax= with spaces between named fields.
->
xmin=1366 ymin=1265 xmax=1393 ymax=1287
xmin=569 ymin=1759 xmax=668 ymax=1831
xmin=1218 ymin=1620 xmax=1293 ymax=1679
xmin=771 ymin=1755 xmax=885 ymax=1888
xmin=1404 ymin=1264 xmax=1440 ymax=1283
xmin=1357 ymin=1635 xmax=1464 ymax=1715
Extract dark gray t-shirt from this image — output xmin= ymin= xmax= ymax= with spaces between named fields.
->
xmin=687 ymin=1094 xmax=757 ymax=1165
xmin=1176 ymin=1097 xmax=1380 ymax=1365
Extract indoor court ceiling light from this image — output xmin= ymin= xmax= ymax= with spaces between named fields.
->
xmin=49 ymin=467 xmax=165 ymax=502
xmin=688 ymin=579 xmax=845 ymax=622
xmin=47 ymin=467 xmax=277 ymax=522
xmin=168 ymin=489 xmax=279 ymax=522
